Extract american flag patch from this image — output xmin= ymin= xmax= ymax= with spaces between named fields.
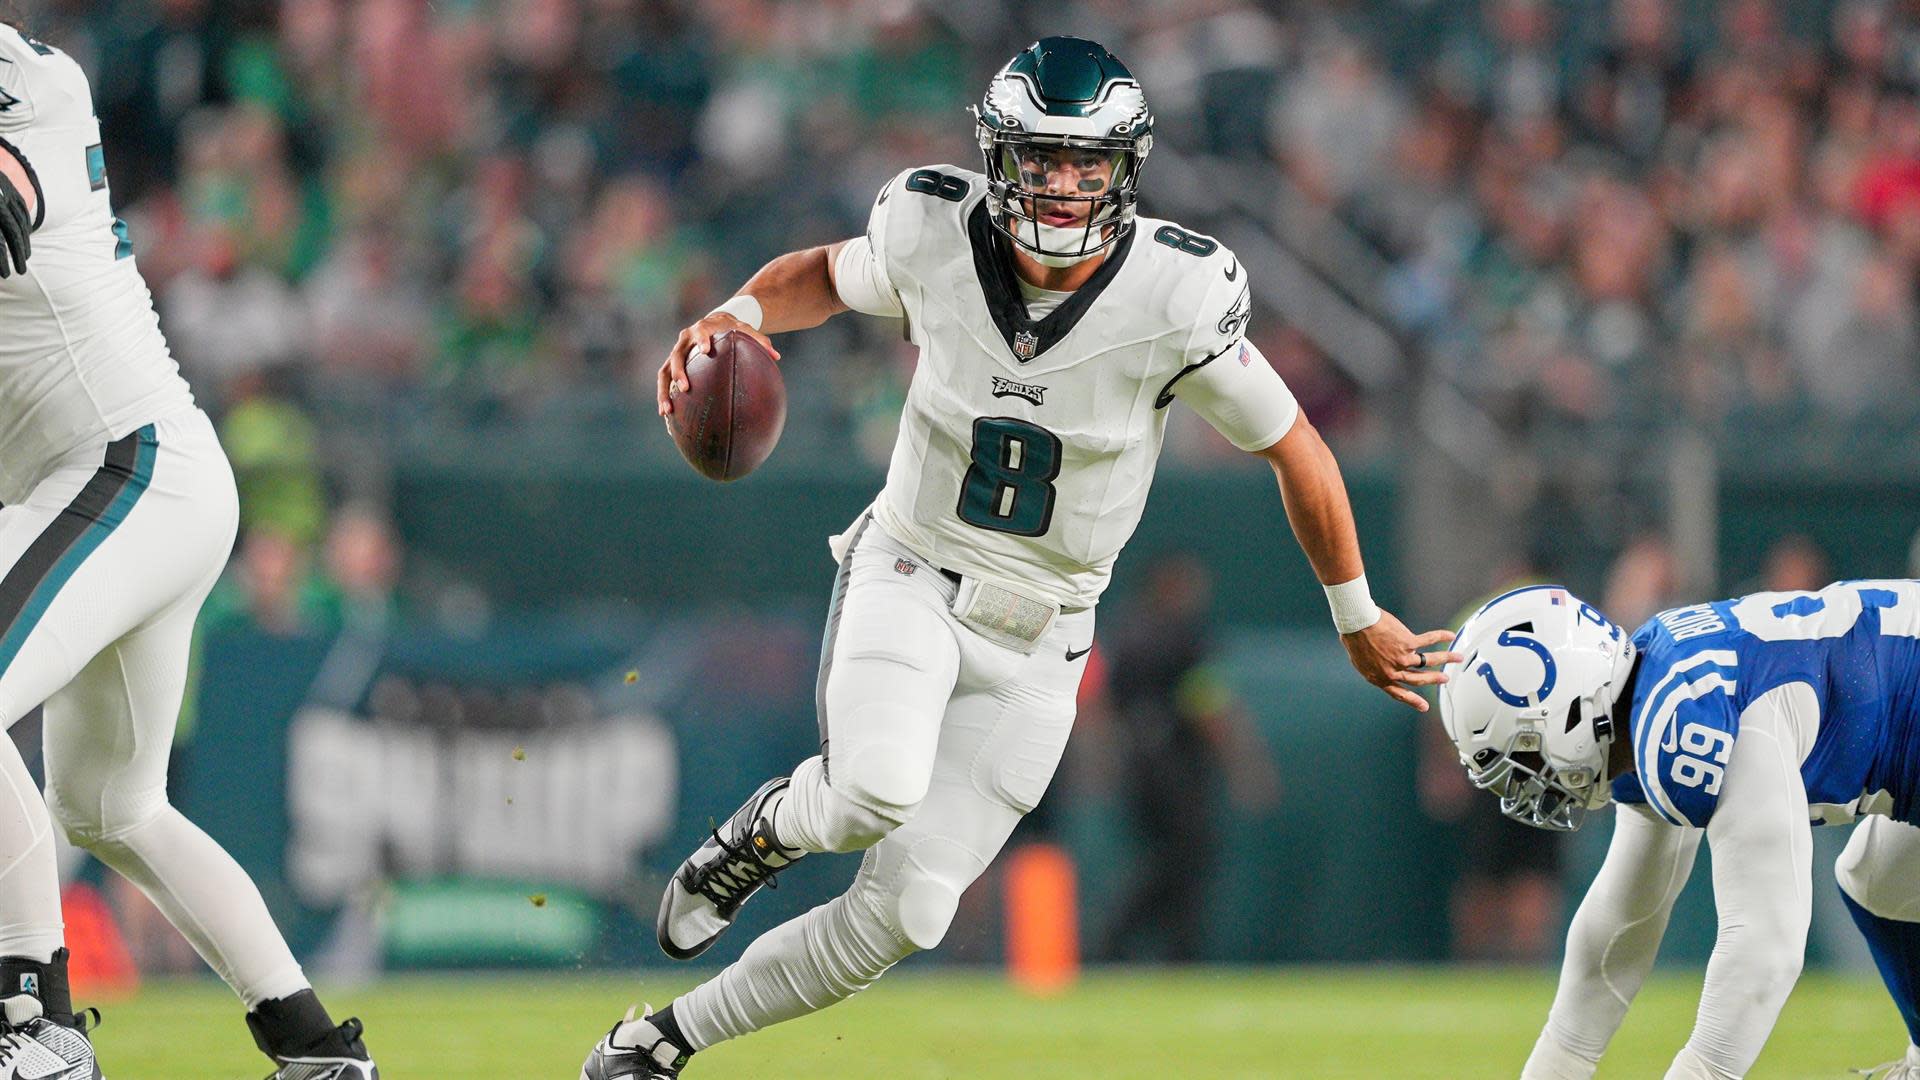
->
xmin=1549 ymin=591 xmax=1566 ymax=606
xmin=1238 ymin=342 xmax=1252 ymax=366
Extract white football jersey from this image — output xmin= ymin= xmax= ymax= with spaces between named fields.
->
xmin=844 ymin=165 xmax=1299 ymax=609
xmin=0 ymin=26 xmax=191 ymax=502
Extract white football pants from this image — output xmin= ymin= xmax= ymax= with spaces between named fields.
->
xmin=0 ymin=408 xmax=307 ymax=1005
xmin=1838 ymin=814 xmax=1920 ymax=921
xmin=672 ymin=515 xmax=1092 ymax=1049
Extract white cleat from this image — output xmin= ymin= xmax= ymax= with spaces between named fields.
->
xmin=657 ymin=776 xmax=804 ymax=960
xmin=1860 ymin=1043 xmax=1920 ymax=1079
xmin=0 ymin=995 xmax=99 ymax=1080
xmin=581 ymin=1006 xmax=688 ymax=1080
xmin=1858 ymin=1045 xmax=1920 ymax=1076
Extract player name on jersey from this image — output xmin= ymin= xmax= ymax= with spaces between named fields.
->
xmin=1658 ymin=604 xmax=1729 ymax=641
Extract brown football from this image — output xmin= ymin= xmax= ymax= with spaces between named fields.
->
xmin=665 ymin=329 xmax=787 ymax=482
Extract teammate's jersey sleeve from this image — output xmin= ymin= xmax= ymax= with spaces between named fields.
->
xmin=0 ymin=26 xmax=192 ymax=490
xmin=0 ymin=30 xmax=41 ymax=134
xmin=1621 ymin=655 xmax=1741 ymax=828
xmin=0 ymin=27 xmax=100 ymax=233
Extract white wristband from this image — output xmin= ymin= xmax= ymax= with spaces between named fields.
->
xmin=711 ymin=294 xmax=764 ymax=331
xmin=1324 ymin=573 xmax=1381 ymax=635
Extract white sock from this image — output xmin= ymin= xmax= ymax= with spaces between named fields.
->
xmin=671 ymin=889 xmax=908 ymax=1050
xmin=0 ymin=738 xmax=62 ymax=961
xmin=79 ymin=807 xmax=308 ymax=1006
xmin=768 ymin=759 xmax=813 ymax=853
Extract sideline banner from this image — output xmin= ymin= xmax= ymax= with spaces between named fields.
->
xmin=185 ymin=615 xmax=681 ymax=968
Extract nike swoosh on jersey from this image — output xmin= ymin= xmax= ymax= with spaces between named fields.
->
xmin=1065 ymin=644 xmax=1092 ymax=661
xmin=1223 ymin=259 xmax=1238 ymax=281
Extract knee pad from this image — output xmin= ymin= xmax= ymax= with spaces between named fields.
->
xmin=1838 ymin=830 xmax=1871 ymax=904
xmin=822 ymin=726 xmax=933 ymax=845
xmin=46 ymin=782 xmax=165 ymax=849
xmin=894 ymin=875 xmax=961 ymax=951
xmin=809 ymin=783 xmax=900 ymax=853
xmin=855 ymin=836 xmax=977 ymax=953
xmin=1837 ymin=816 xmax=1920 ymax=922
xmin=839 ymin=872 xmax=959 ymax=959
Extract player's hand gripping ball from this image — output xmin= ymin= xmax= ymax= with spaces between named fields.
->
xmin=665 ymin=330 xmax=787 ymax=482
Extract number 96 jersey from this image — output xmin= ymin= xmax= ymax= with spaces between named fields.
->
xmin=1613 ymin=580 xmax=1920 ymax=829
xmin=850 ymin=166 xmax=1299 ymax=609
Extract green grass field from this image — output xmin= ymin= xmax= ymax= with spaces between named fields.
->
xmin=95 ymin=968 xmax=1902 ymax=1078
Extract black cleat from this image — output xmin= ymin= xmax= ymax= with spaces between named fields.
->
xmin=580 ymin=1007 xmax=687 ymax=1080
xmin=257 ymin=1017 xmax=377 ymax=1080
xmin=656 ymin=776 xmax=804 ymax=959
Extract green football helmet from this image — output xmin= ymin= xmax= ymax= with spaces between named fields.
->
xmin=973 ymin=37 xmax=1153 ymax=267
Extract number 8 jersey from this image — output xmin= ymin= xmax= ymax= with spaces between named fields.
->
xmin=1612 ymin=580 xmax=1920 ymax=828
xmin=0 ymin=26 xmax=191 ymax=503
xmin=837 ymin=165 xmax=1300 ymax=609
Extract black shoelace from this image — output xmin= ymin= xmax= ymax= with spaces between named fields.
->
xmin=0 ymin=1028 xmax=29 ymax=1063
xmin=690 ymin=823 xmax=780 ymax=907
xmin=0 ymin=1007 xmax=98 ymax=1065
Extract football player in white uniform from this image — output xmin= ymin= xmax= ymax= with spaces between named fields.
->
xmin=0 ymin=21 xmax=375 ymax=1079
xmin=584 ymin=37 xmax=1457 ymax=1079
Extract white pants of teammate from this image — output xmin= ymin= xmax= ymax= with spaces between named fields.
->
xmin=672 ymin=514 xmax=1092 ymax=1048
xmin=0 ymin=407 xmax=307 ymax=1005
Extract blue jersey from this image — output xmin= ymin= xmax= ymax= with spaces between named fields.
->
xmin=1612 ymin=580 xmax=1920 ymax=828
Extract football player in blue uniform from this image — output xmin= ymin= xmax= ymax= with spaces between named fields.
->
xmin=1440 ymin=580 xmax=1920 ymax=1079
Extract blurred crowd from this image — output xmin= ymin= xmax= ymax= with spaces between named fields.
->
xmin=1277 ymin=0 xmax=1920 ymax=434
xmin=7 ymin=0 xmax=1918 ymax=624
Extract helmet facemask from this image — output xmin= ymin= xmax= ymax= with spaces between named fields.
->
xmin=1464 ymin=694 xmax=1618 ymax=832
xmin=976 ymin=121 xmax=1145 ymax=267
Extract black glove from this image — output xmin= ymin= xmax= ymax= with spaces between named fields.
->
xmin=0 ymin=169 xmax=30 ymax=278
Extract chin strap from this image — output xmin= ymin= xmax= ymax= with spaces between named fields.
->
xmin=1586 ymin=639 xmax=1639 ymax=793
xmin=1596 ymin=640 xmax=1639 ymax=735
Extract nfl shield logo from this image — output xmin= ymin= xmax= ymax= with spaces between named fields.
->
xmin=1012 ymin=330 xmax=1039 ymax=360
xmin=894 ymin=558 xmax=917 ymax=576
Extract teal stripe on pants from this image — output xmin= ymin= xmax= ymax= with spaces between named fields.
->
xmin=0 ymin=426 xmax=157 ymax=674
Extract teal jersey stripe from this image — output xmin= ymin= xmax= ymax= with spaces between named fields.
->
xmin=0 ymin=427 xmax=157 ymax=673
